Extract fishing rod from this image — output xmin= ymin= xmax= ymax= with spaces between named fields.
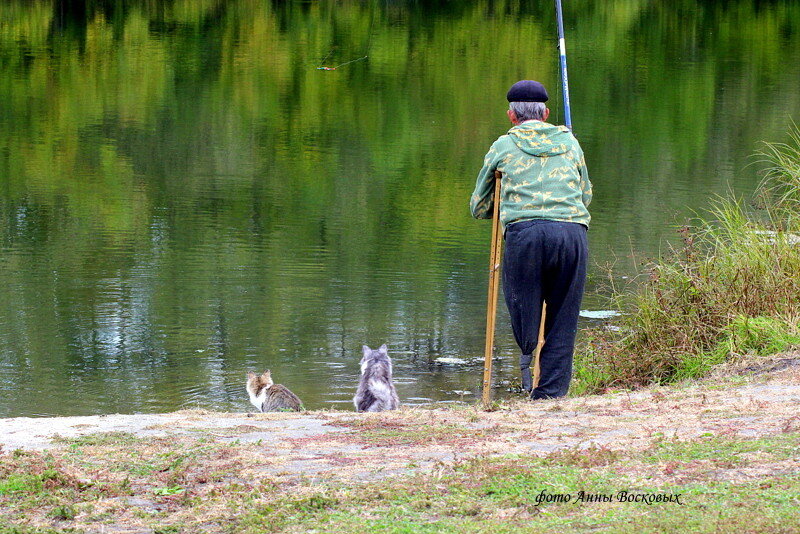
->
xmin=526 ymin=2 xmax=574 ymax=395
xmin=555 ymin=0 xmax=573 ymax=131
xmin=526 ymin=1 xmax=574 ymax=394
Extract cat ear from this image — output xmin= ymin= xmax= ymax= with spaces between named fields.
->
xmin=247 ymin=371 xmax=256 ymax=379
xmin=362 ymin=345 xmax=371 ymax=357
xmin=379 ymin=344 xmax=388 ymax=354
xmin=262 ymin=370 xmax=271 ymax=378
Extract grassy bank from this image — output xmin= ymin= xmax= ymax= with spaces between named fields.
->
xmin=573 ymin=129 xmax=800 ymax=394
xmin=2 ymin=366 xmax=799 ymax=533
xmin=1 ymin=420 xmax=799 ymax=533
xmin=2 ymin=431 xmax=799 ymax=533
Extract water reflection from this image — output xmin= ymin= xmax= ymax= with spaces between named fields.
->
xmin=1 ymin=0 xmax=799 ymax=416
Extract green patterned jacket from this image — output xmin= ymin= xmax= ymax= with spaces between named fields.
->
xmin=470 ymin=120 xmax=592 ymax=228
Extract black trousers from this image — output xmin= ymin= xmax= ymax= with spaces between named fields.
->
xmin=502 ymin=219 xmax=588 ymax=399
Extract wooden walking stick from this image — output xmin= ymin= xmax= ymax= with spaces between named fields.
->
xmin=532 ymin=302 xmax=547 ymax=390
xmin=481 ymin=170 xmax=503 ymax=408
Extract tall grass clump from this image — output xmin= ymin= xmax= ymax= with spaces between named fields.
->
xmin=757 ymin=124 xmax=800 ymax=229
xmin=573 ymin=128 xmax=800 ymax=394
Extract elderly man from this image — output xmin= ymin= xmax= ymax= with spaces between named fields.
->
xmin=470 ymin=80 xmax=592 ymax=400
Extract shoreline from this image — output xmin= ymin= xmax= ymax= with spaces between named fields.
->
xmin=2 ymin=360 xmax=799 ymax=532
xmin=3 ymin=353 xmax=799 ymax=454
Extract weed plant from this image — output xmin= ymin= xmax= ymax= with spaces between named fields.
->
xmin=574 ymin=128 xmax=800 ymax=393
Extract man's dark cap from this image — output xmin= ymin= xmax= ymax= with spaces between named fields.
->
xmin=506 ymin=80 xmax=549 ymax=103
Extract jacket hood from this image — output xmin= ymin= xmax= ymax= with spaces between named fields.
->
xmin=506 ymin=120 xmax=573 ymax=156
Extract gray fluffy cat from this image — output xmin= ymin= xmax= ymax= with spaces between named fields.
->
xmin=246 ymin=370 xmax=303 ymax=412
xmin=353 ymin=344 xmax=400 ymax=412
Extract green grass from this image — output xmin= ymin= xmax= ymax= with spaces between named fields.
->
xmin=0 ymin=468 xmax=70 ymax=496
xmin=0 ymin=475 xmax=43 ymax=495
xmin=643 ymin=432 xmax=800 ymax=464
xmin=152 ymin=485 xmax=185 ymax=496
xmin=0 ymin=526 xmax=81 ymax=534
xmin=575 ymin=128 xmax=800 ymax=393
xmin=47 ymin=506 xmax=76 ymax=521
xmin=57 ymin=432 xmax=217 ymax=483
xmin=3 ymin=431 xmax=800 ymax=533
xmin=332 ymin=418 xmax=488 ymax=447
xmin=756 ymin=123 xmax=800 ymax=228
xmin=233 ymin=432 xmax=800 ymax=533
xmin=52 ymin=431 xmax=143 ymax=448
xmin=674 ymin=315 xmax=800 ymax=380
xmin=0 ymin=449 xmax=130 ymax=528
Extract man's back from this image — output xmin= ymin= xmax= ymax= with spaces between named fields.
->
xmin=470 ymin=120 xmax=592 ymax=228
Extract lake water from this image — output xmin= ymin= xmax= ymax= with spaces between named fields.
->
xmin=1 ymin=0 xmax=799 ymax=416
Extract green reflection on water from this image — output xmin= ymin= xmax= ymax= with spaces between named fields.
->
xmin=1 ymin=0 xmax=799 ymax=416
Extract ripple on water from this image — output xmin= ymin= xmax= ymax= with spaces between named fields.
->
xmin=390 ymin=377 xmax=418 ymax=384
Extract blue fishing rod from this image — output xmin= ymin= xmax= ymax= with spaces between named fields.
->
xmin=555 ymin=0 xmax=573 ymax=131
xmin=522 ymin=1 xmax=576 ymax=395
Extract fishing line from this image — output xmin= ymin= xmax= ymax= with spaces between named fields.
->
xmin=545 ymin=30 xmax=562 ymax=125
xmin=317 ymin=48 xmax=335 ymax=65
xmin=316 ymin=3 xmax=375 ymax=71
xmin=316 ymin=55 xmax=368 ymax=71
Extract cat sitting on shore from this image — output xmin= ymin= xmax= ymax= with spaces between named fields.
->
xmin=353 ymin=344 xmax=400 ymax=412
xmin=246 ymin=370 xmax=303 ymax=412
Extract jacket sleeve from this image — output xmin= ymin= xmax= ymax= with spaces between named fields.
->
xmin=577 ymin=145 xmax=592 ymax=208
xmin=470 ymin=141 xmax=501 ymax=219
